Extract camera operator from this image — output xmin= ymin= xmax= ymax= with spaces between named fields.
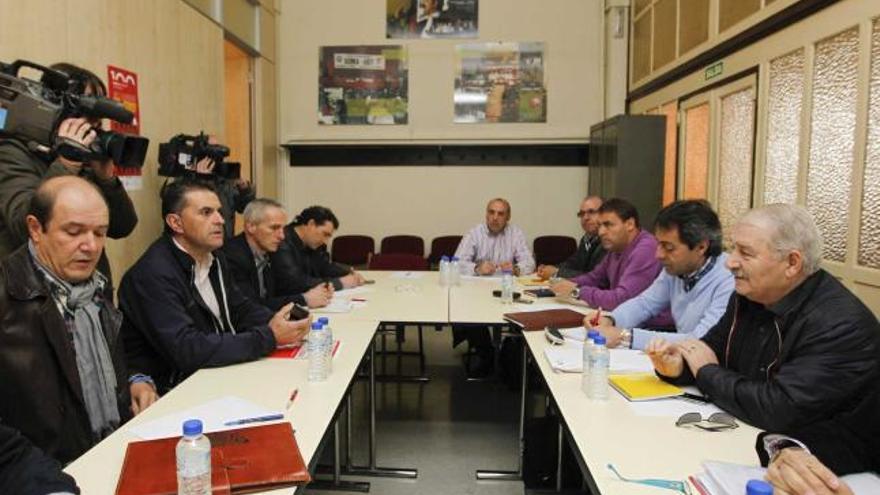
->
xmin=0 ymin=63 xmax=137 ymax=281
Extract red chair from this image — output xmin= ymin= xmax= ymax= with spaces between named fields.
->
xmin=533 ymin=235 xmax=577 ymax=266
xmin=368 ymin=253 xmax=429 ymax=271
xmin=380 ymin=235 xmax=425 ymax=257
xmin=330 ymin=235 xmax=374 ymax=267
xmin=427 ymin=235 xmax=463 ymax=267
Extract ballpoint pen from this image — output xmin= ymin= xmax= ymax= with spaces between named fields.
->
xmin=591 ymin=307 xmax=603 ymax=327
xmin=286 ymin=389 xmax=299 ymax=410
xmin=223 ymin=413 xmax=284 ymax=426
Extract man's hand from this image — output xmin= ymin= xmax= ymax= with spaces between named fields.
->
xmin=304 ymin=283 xmax=333 ymax=308
xmin=536 ymin=265 xmax=558 ymax=280
xmin=645 ymin=338 xmax=684 ymax=378
xmin=56 ymin=117 xmax=97 ymax=173
xmin=269 ymin=304 xmax=311 ymax=345
xmin=129 ymin=382 xmax=158 ymax=416
xmin=767 ymin=447 xmax=850 ymax=495
xmin=550 ymin=279 xmax=576 ymax=298
xmin=340 ymin=271 xmax=365 ymax=288
xmin=475 ymin=261 xmax=495 ymax=276
xmin=677 ymin=339 xmax=719 ymax=377
xmin=594 ymin=323 xmax=624 ymax=348
xmin=194 ymin=157 xmax=216 ymax=175
xmin=498 ymin=261 xmax=514 ymax=272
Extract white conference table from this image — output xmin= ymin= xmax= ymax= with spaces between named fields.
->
xmin=66 ymin=270 xmax=763 ymax=494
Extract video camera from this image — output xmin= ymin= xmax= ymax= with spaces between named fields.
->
xmin=157 ymin=132 xmax=241 ymax=180
xmin=0 ymin=59 xmax=148 ymax=168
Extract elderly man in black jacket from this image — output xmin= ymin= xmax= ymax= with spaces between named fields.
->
xmin=648 ymin=204 xmax=879 ymax=469
xmin=0 ymin=421 xmax=80 ymax=495
xmin=0 ymin=176 xmax=156 ymax=465
xmin=0 ymin=63 xmax=137 ymax=284
xmin=119 ymin=178 xmax=311 ymax=393
xmin=222 ymin=198 xmax=332 ymax=310
xmin=536 ymin=195 xmax=605 ymax=280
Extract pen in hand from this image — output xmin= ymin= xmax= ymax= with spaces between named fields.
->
xmin=590 ymin=307 xmax=603 ymax=327
xmin=286 ymin=389 xmax=299 ymax=410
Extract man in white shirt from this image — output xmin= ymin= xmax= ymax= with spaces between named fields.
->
xmin=455 ymin=198 xmax=535 ymax=276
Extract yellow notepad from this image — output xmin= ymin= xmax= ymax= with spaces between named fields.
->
xmin=608 ymin=373 xmax=684 ymax=401
xmin=518 ymin=277 xmax=548 ymax=287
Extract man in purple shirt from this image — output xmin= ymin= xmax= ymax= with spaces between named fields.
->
xmin=551 ymin=198 xmax=672 ymax=327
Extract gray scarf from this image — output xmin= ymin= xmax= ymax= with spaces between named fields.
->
xmin=29 ymin=243 xmax=120 ymax=439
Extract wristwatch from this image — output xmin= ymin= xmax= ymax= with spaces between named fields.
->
xmin=619 ymin=329 xmax=632 ymax=349
xmin=570 ymin=287 xmax=580 ymax=299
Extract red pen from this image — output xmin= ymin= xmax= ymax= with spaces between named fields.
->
xmin=286 ymin=388 xmax=299 ymax=410
xmin=352 ymin=298 xmax=367 ymax=302
xmin=590 ymin=307 xmax=603 ymax=327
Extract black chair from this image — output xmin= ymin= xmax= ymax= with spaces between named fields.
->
xmin=533 ymin=235 xmax=577 ymax=266
xmin=427 ymin=235 xmax=463 ymax=268
xmin=380 ymin=235 xmax=425 ymax=257
xmin=330 ymin=235 xmax=374 ymax=268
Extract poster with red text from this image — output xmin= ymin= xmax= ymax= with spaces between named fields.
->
xmin=106 ymin=65 xmax=143 ymax=190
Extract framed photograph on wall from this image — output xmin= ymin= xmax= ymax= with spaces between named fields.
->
xmin=318 ymin=45 xmax=409 ymax=125
xmin=454 ymin=42 xmax=547 ymax=124
xmin=386 ymin=0 xmax=478 ymax=39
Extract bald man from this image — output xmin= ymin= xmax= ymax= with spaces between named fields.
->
xmin=0 ymin=176 xmax=156 ymax=465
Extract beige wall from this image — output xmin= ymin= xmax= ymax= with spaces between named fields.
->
xmin=0 ymin=0 xmax=225 ymax=286
xmin=277 ymin=0 xmax=607 ymax=248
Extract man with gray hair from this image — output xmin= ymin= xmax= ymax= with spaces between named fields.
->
xmin=222 ymin=198 xmax=332 ymax=310
xmin=648 ymin=204 xmax=879 ymax=479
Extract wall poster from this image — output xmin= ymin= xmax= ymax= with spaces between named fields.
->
xmin=453 ymin=42 xmax=547 ymax=124
xmin=386 ymin=0 xmax=478 ymax=39
xmin=318 ymin=45 xmax=409 ymax=125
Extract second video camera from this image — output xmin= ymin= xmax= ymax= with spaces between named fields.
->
xmin=157 ymin=132 xmax=241 ymax=180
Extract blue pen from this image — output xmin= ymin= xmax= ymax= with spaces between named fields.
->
xmin=223 ymin=413 xmax=284 ymax=426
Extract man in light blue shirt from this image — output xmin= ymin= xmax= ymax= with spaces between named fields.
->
xmin=591 ymin=200 xmax=734 ymax=350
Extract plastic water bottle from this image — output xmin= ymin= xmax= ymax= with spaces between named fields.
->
xmin=580 ymin=330 xmax=600 ymax=395
xmin=439 ymin=256 xmax=450 ymax=286
xmin=450 ymin=257 xmax=461 ymax=286
xmin=745 ymin=480 xmax=773 ymax=495
xmin=176 ymin=419 xmax=211 ymax=495
xmin=500 ymin=270 xmax=514 ymax=304
xmin=588 ymin=336 xmax=609 ymax=400
xmin=318 ymin=317 xmax=333 ymax=374
xmin=308 ymin=322 xmax=329 ymax=381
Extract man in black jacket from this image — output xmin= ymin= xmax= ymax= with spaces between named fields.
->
xmin=0 ymin=421 xmax=79 ymax=495
xmin=0 ymin=177 xmax=156 ymax=465
xmin=222 ymin=198 xmax=332 ymax=310
xmin=648 ymin=204 xmax=879 ymax=456
xmin=272 ymin=205 xmax=365 ymax=296
xmin=0 ymin=63 xmax=137 ymax=283
xmin=119 ymin=179 xmax=310 ymax=393
xmin=536 ymin=196 xmax=605 ymax=279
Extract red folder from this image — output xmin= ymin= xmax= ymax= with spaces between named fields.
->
xmin=502 ymin=308 xmax=586 ymax=331
xmin=115 ymin=422 xmax=310 ymax=494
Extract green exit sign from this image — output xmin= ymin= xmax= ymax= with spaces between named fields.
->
xmin=705 ymin=61 xmax=723 ymax=80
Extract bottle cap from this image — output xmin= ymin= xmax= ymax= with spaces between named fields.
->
xmin=745 ymin=480 xmax=773 ymax=495
xmin=593 ymin=336 xmax=606 ymax=346
xmin=587 ymin=330 xmax=600 ymax=339
xmin=502 ymin=269 xmax=513 ymax=275
xmin=318 ymin=317 xmax=329 ymax=325
xmin=451 ymin=256 xmax=459 ymax=261
xmin=441 ymin=256 xmax=450 ymax=261
xmin=311 ymin=322 xmax=323 ymax=331
xmin=182 ymin=419 xmax=203 ymax=436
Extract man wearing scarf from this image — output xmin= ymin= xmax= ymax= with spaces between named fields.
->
xmin=0 ymin=176 xmax=157 ymax=465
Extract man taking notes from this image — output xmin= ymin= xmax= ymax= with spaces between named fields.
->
xmin=590 ymin=200 xmax=734 ymax=349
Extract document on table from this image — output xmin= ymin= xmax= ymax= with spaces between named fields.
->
xmin=627 ymin=396 xmax=722 ymax=418
xmin=313 ymin=299 xmax=354 ymax=313
xmin=129 ymin=396 xmax=284 ymax=440
xmin=333 ymin=286 xmax=373 ymax=298
xmin=542 ymin=347 xmax=653 ymax=374
xmin=389 ymin=271 xmax=424 ymax=279
xmin=693 ymin=461 xmax=880 ymax=495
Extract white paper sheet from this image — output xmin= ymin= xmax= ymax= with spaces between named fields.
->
xmin=333 ymin=286 xmax=373 ymax=298
xmin=313 ymin=299 xmax=354 ymax=313
xmin=389 ymin=271 xmax=424 ymax=279
xmin=129 ymin=396 xmax=284 ymax=440
xmin=626 ymin=397 xmax=723 ymax=418
xmin=542 ymin=347 xmax=653 ymax=374
xmin=694 ymin=461 xmax=880 ymax=495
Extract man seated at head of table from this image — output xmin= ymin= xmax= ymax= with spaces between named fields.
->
xmin=119 ymin=178 xmax=311 ymax=393
xmin=454 ymin=197 xmax=536 ymax=277
xmin=551 ymin=198 xmax=672 ymax=327
xmin=647 ymin=204 xmax=879 ymax=438
xmin=271 ymin=205 xmax=366 ymax=297
xmin=535 ymin=195 xmax=606 ymax=280
xmin=588 ymin=200 xmax=734 ymax=349
xmin=222 ymin=198 xmax=332 ymax=310
xmin=0 ymin=176 xmax=157 ymax=465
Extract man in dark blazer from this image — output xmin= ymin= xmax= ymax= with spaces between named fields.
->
xmin=222 ymin=198 xmax=332 ymax=310
xmin=536 ymin=196 xmax=605 ymax=279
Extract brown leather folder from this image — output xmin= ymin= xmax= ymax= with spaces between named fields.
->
xmin=115 ymin=422 xmax=310 ymax=495
xmin=503 ymin=308 xmax=586 ymax=331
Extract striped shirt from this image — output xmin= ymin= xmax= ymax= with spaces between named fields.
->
xmin=454 ymin=223 xmax=536 ymax=275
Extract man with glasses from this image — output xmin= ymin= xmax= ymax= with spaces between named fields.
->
xmin=647 ymin=204 xmax=879 ymax=443
xmin=536 ymin=196 xmax=605 ymax=280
